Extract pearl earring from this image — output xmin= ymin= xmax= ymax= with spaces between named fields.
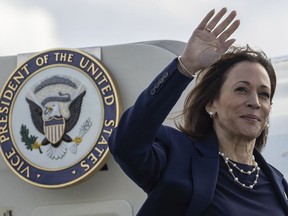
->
xmin=209 ymin=111 xmax=215 ymax=119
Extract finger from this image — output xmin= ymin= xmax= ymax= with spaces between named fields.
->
xmin=213 ymin=10 xmax=237 ymax=36
xmin=196 ymin=9 xmax=216 ymax=30
xmin=218 ymin=39 xmax=236 ymax=54
xmin=205 ymin=7 xmax=228 ymax=30
xmin=218 ymin=20 xmax=240 ymax=43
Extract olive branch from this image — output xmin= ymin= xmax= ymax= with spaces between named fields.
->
xmin=20 ymin=124 xmax=42 ymax=154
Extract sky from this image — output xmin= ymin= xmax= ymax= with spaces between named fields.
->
xmin=0 ymin=0 xmax=288 ymax=59
xmin=0 ymin=0 xmax=288 ymax=177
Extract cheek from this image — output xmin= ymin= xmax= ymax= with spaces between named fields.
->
xmin=216 ymin=101 xmax=239 ymax=118
xmin=216 ymin=109 xmax=236 ymax=127
xmin=264 ymin=102 xmax=271 ymax=114
xmin=262 ymin=104 xmax=271 ymax=121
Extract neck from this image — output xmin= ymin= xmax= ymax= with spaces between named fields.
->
xmin=216 ymin=133 xmax=256 ymax=165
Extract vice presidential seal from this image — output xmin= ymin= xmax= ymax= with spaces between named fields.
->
xmin=0 ymin=49 xmax=121 ymax=188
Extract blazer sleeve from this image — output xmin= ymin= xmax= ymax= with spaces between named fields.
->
xmin=108 ymin=58 xmax=194 ymax=192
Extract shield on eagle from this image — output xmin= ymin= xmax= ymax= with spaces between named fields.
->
xmin=44 ymin=117 xmax=66 ymax=145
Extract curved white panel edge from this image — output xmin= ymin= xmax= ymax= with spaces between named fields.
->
xmin=32 ymin=199 xmax=133 ymax=216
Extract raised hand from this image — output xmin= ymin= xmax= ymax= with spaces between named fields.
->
xmin=180 ymin=8 xmax=240 ymax=75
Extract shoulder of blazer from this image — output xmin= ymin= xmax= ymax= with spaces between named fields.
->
xmin=154 ymin=125 xmax=195 ymax=155
xmin=192 ymin=132 xmax=219 ymax=157
xmin=254 ymin=149 xmax=288 ymax=212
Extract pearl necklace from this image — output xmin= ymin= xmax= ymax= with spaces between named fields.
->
xmin=219 ymin=152 xmax=260 ymax=189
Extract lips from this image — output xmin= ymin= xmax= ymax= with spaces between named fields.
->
xmin=240 ymin=114 xmax=260 ymax=122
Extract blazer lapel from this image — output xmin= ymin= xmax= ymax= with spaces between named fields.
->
xmin=255 ymin=150 xmax=288 ymax=214
xmin=185 ymin=135 xmax=219 ymax=216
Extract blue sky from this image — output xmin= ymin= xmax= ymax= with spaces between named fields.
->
xmin=0 ymin=0 xmax=288 ymax=58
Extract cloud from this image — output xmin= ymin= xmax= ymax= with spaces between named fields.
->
xmin=0 ymin=1 xmax=60 ymax=56
xmin=1 ymin=0 xmax=288 ymax=58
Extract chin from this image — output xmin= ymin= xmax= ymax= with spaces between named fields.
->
xmin=239 ymin=128 xmax=263 ymax=139
xmin=246 ymin=132 xmax=263 ymax=140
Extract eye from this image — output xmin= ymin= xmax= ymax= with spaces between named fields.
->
xmin=235 ymin=87 xmax=247 ymax=93
xmin=259 ymin=92 xmax=270 ymax=99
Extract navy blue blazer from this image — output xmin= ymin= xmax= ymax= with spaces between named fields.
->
xmin=108 ymin=58 xmax=288 ymax=215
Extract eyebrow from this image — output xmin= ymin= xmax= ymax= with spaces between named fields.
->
xmin=234 ymin=81 xmax=271 ymax=90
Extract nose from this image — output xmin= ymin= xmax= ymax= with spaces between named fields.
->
xmin=247 ymin=92 xmax=261 ymax=109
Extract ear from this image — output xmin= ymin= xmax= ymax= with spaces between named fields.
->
xmin=205 ymin=100 xmax=216 ymax=114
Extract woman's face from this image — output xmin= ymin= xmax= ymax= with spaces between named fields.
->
xmin=208 ymin=61 xmax=272 ymax=141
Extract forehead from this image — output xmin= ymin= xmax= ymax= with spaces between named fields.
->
xmin=224 ymin=61 xmax=271 ymax=88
